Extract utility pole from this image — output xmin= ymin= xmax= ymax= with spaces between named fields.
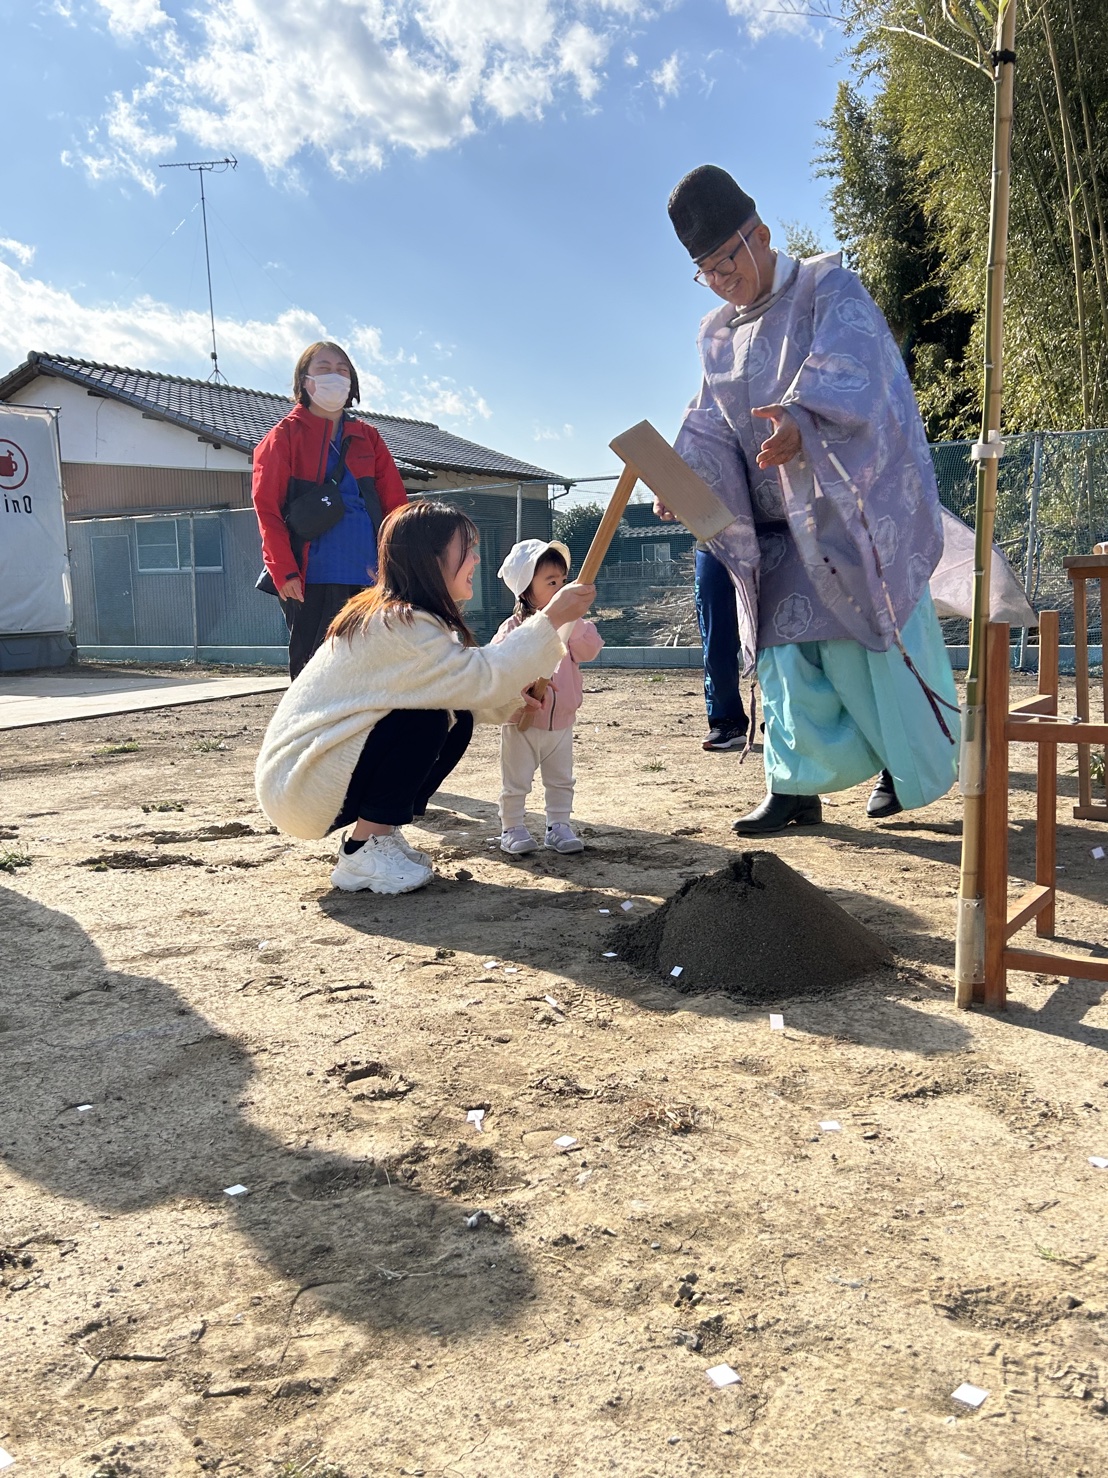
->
xmin=158 ymin=156 xmax=238 ymax=383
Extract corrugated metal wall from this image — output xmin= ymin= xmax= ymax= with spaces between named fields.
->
xmin=60 ymin=463 xmax=254 ymax=518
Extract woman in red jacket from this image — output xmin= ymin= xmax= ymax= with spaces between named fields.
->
xmin=252 ymin=341 xmax=409 ymax=678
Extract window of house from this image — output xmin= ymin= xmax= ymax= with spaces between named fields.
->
xmin=641 ymin=542 xmax=672 ymax=564
xmin=135 ymin=517 xmax=223 ymax=573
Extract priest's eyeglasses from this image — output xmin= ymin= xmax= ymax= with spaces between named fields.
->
xmin=694 ymin=223 xmax=759 ymax=286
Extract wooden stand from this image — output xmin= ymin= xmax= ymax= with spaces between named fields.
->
xmin=1063 ymin=552 xmax=1108 ymax=821
xmin=979 ymin=609 xmax=1108 ymax=1006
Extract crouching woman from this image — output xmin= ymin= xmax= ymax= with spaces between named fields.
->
xmin=255 ymin=501 xmax=596 ymax=896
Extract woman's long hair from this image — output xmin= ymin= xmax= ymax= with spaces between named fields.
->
xmin=327 ymin=502 xmax=479 ymax=647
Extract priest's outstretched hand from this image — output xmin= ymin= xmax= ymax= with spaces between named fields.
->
xmin=753 ymin=404 xmax=801 ymax=468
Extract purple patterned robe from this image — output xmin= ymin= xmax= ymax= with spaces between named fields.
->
xmin=675 ymin=252 xmax=944 ymax=675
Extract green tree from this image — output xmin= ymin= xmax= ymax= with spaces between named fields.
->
xmin=821 ymin=0 xmax=1108 ymax=431
xmin=780 ymin=220 xmax=826 ymax=258
xmin=818 ymin=81 xmax=977 ymax=438
xmin=553 ymin=499 xmax=632 ymax=569
xmin=553 ymin=501 xmax=605 ymax=568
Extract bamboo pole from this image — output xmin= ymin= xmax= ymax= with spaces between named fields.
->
xmin=954 ymin=0 xmax=1018 ymax=1009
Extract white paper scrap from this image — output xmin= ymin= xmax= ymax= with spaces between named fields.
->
xmin=598 ymin=908 xmax=610 ymax=914
xmin=483 ymin=960 xmax=499 ymax=970
xmin=0 ymin=1447 xmax=13 ymax=1470
xmin=951 ymin=1383 xmax=988 ymax=1408
xmin=554 ymin=1135 xmax=578 ymax=1149
xmin=602 ymin=952 xmax=618 ymax=959
xmin=503 ymin=967 xmax=519 ymax=975
xmin=1092 ymin=846 xmax=1105 ymax=860
xmin=544 ymin=995 xmax=564 ymax=1012
xmin=819 ymin=1121 xmax=842 ymax=1133
xmin=706 ymin=1364 xmax=742 ymax=1388
xmin=1089 ymin=1156 xmax=1108 ymax=1169
xmin=769 ymin=1014 xmax=785 ymax=1031
xmin=223 ymin=1184 xmax=248 ymax=1197
xmin=257 ymin=940 xmax=270 ymax=951
xmin=621 ymin=901 xmax=634 ymax=912
xmin=467 ymin=1109 xmax=486 ymax=1131
xmin=670 ymin=965 xmax=684 ymax=978
xmin=76 ymin=1104 xmax=93 ymax=1113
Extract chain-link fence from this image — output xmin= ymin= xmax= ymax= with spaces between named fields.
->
xmin=67 ymin=482 xmax=547 ymax=663
xmin=65 ymin=438 xmax=1106 ymax=665
xmin=931 ymin=430 xmax=1107 ymax=649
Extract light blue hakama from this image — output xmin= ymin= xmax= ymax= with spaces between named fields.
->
xmin=757 ymin=591 xmax=959 ymax=810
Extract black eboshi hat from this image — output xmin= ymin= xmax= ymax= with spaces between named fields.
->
xmin=667 ymin=165 xmax=757 ymax=261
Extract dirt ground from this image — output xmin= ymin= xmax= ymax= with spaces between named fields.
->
xmin=2 ymin=668 xmax=1107 ymax=1478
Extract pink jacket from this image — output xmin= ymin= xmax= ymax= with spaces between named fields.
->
xmin=492 ymin=614 xmax=604 ymax=730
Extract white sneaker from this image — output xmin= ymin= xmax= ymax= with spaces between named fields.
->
xmin=393 ymin=828 xmax=432 ymax=867
xmin=331 ymin=834 xmax=433 ymax=894
xmin=545 ymin=822 xmax=585 ymax=854
xmin=500 ymin=826 xmax=538 ymax=855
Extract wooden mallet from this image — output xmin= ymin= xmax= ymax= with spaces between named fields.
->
xmin=517 ymin=420 xmax=734 ymax=731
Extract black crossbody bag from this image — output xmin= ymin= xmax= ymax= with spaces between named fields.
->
xmin=256 ymin=433 xmax=383 ymax=596
xmin=284 ymin=434 xmax=353 ymax=541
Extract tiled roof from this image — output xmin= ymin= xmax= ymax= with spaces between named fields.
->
xmin=0 ymin=353 xmax=569 ymax=485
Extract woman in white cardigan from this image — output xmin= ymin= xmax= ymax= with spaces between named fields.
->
xmin=255 ymin=501 xmax=595 ymax=895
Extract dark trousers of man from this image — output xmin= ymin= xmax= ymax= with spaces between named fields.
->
xmin=281 ymin=583 xmax=366 ymax=681
xmin=694 ymin=548 xmax=748 ymax=730
xmin=331 ymin=710 xmax=475 ymax=831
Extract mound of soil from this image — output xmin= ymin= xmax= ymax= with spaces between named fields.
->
xmin=617 ymin=851 xmax=891 ymax=1002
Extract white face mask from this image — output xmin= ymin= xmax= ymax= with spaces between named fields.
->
xmin=306 ymin=373 xmax=349 ymax=414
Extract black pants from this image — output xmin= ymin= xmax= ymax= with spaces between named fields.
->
xmin=331 ymin=709 xmax=475 ymax=830
xmin=281 ymin=583 xmax=365 ymax=680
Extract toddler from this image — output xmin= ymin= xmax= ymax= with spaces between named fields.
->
xmin=493 ymin=539 xmax=603 ymax=854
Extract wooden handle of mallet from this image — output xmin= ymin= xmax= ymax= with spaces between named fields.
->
xmin=518 ymin=461 xmax=639 ymax=731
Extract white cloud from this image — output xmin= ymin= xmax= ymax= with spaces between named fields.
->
xmin=67 ymin=0 xmax=640 ymax=183
xmin=0 ymin=256 xmax=330 ymax=382
xmin=392 ymin=379 xmax=492 ymax=424
xmin=557 ymin=23 xmax=610 ymax=102
xmin=0 ymin=256 xmax=493 ymax=426
xmin=94 ymin=0 xmax=169 ymax=37
xmin=65 ymin=80 xmax=179 ymax=194
xmin=533 ymin=422 xmax=575 ymax=441
xmin=65 ymin=0 xmax=823 ymax=187
xmin=724 ymin=0 xmax=818 ymax=42
xmin=650 ymin=51 xmax=681 ymax=99
xmin=0 ymin=238 xmax=36 ymax=267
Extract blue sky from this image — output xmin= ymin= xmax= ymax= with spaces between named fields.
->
xmin=2 ymin=0 xmax=848 ymax=490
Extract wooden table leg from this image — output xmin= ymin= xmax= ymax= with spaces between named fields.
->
xmin=1036 ymin=610 xmax=1059 ymax=937
xmin=983 ymin=622 xmax=1011 ymax=1009
xmin=1073 ymin=575 xmax=1091 ymax=811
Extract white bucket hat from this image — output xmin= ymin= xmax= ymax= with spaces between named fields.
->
xmin=497 ymin=538 xmax=572 ymax=597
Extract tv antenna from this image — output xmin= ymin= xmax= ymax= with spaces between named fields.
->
xmin=158 ymin=155 xmax=238 ymax=383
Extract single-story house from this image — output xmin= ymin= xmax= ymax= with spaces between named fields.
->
xmin=0 ymin=353 xmax=570 ymax=651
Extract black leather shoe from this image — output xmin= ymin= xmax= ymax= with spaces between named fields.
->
xmin=866 ymin=769 xmax=903 ymax=819
xmin=731 ymin=792 xmax=823 ymax=836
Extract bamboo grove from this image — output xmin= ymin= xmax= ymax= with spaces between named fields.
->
xmin=815 ymin=0 xmax=1107 ymax=440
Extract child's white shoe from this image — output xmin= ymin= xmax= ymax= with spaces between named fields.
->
xmin=545 ymin=822 xmax=585 ymax=854
xmin=500 ymin=826 xmax=538 ymax=855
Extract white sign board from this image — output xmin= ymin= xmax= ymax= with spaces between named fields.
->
xmin=0 ymin=405 xmax=72 ymax=636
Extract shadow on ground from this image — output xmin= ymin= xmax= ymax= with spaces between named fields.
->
xmin=317 ymin=809 xmax=975 ymax=1057
xmin=0 ymin=885 xmax=535 ymax=1337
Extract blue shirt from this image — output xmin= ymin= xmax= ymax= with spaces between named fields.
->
xmin=304 ymin=424 xmax=378 ymax=586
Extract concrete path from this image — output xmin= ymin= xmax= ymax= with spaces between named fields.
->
xmin=0 ymin=672 xmax=288 ymax=731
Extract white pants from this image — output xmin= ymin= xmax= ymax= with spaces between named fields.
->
xmin=499 ymin=725 xmax=576 ymax=829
